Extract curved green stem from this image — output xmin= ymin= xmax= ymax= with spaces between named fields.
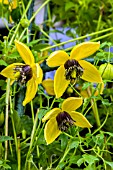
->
xmin=87 ymin=87 xmax=100 ymax=127
xmin=29 ymin=0 xmax=50 ymax=23
xmin=9 ymin=0 xmax=33 ymax=45
xmin=5 ymin=78 xmax=10 ymax=160
xmin=25 ymin=109 xmax=39 ymax=169
xmin=41 ymin=27 xmax=113 ymax=51
xmin=30 ymin=100 xmax=34 ymax=123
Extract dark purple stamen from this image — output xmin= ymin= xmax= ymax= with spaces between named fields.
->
xmin=56 ymin=111 xmax=75 ymax=131
xmin=64 ymin=59 xmax=84 ymax=81
xmin=14 ymin=65 xmax=32 ymax=84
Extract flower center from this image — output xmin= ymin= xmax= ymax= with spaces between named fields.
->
xmin=64 ymin=59 xmax=84 ymax=82
xmin=56 ymin=111 xmax=75 ymax=131
xmin=13 ymin=65 xmax=32 ymax=84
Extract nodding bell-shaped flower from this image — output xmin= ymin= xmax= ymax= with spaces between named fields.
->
xmin=47 ymin=42 xmax=102 ymax=98
xmin=0 ymin=40 xmax=43 ymax=106
xmin=42 ymin=97 xmax=92 ymax=144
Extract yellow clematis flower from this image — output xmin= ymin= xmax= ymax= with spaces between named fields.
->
xmin=0 ymin=0 xmax=17 ymax=9
xmin=47 ymin=42 xmax=102 ymax=98
xmin=0 ymin=40 xmax=43 ymax=106
xmin=42 ymin=97 xmax=92 ymax=144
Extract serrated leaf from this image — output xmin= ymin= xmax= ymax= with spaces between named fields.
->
xmin=102 ymin=99 xmax=111 ymax=106
xmin=69 ymin=140 xmax=79 ymax=149
xmin=77 ymin=157 xmax=84 ymax=167
xmin=83 ymin=154 xmax=99 ymax=165
xmin=38 ymin=108 xmax=49 ymax=120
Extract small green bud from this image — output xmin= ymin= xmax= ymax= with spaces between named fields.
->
xmin=0 ymin=112 xmax=4 ymax=126
xmin=22 ymin=129 xmax=26 ymax=139
xmin=99 ymin=63 xmax=113 ymax=80
xmin=20 ymin=19 xmax=30 ymax=28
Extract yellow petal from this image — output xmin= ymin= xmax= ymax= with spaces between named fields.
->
xmin=79 ymin=60 xmax=102 ymax=83
xmin=42 ymin=108 xmax=61 ymax=122
xmin=32 ymin=63 xmax=43 ymax=84
xmin=42 ymin=79 xmax=55 ymax=95
xmin=44 ymin=118 xmax=61 ymax=144
xmin=1 ymin=0 xmax=17 ymax=9
xmin=62 ymin=97 xmax=83 ymax=112
xmin=70 ymin=42 xmax=100 ymax=60
xmin=47 ymin=50 xmax=69 ymax=67
xmin=15 ymin=40 xmax=34 ymax=65
xmin=0 ymin=63 xmax=24 ymax=79
xmin=54 ymin=65 xmax=70 ymax=98
xmin=69 ymin=111 xmax=92 ymax=128
xmin=32 ymin=63 xmax=39 ymax=78
xmin=23 ymin=77 xmax=38 ymax=106
xmin=36 ymin=64 xmax=43 ymax=84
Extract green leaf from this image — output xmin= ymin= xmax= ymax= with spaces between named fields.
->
xmin=92 ymin=133 xmax=104 ymax=146
xmin=105 ymin=161 xmax=113 ymax=168
xmin=102 ymin=99 xmax=111 ymax=106
xmin=0 ymin=59 xmax=8 ymax=66
xmin=65 ymin=2 xmax=75 ymax=11
xmin=77 ymin=154 xmax=99 ymax=167
xmin=0 ymin=136 xmax=13 ymax=143
xmin=77 ymin=157 xmax=84 ymax=167
xmin=2 ymin=163 xmax=11 ymax=169
xmin=38 ymin=108 xmax=49 ymax=120
xmin=59 ymin=134 xmax=68 ymax=150
xmin=69 ymin=155 xmax=81 ymax=164
xmin=83 ymin=154 xmax=99 ymax=165
xmin=69 ymin=139 xmax=79 ymax=149
xmin=84 ymin=164 xmax=96 ymax=170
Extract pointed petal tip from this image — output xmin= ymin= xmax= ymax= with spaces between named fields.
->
xmin=14 ymin=39 xmax=35 ymax=65
xmin=44 ymin=118 xmax=61 ymax=144
xmin=47 ymin=50 xmax=69 ymax=67
xmin=79 ymin=60 xmax=102 ymax=83
xmin=70 ymin=41 xmax=100 ymax=60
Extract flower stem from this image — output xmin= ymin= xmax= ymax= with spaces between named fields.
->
xmin=87 ymin=87 xmax=101 ymax=127
xmin=95 ymin=13 xmax=102 ymax=37
xmin=10 ymin=95 xmax=18 ymax=154
xmin=41 ymin=27 xmax=113 ymax=51
xmin=5 ymin=78 xmax=10 ymax=160
xmin=25 ymin=109 xmax=39 ymax=169
xmin=92 ymin=110 xmax=109 ymax=136
xmin=29 ymin=0 xmax=50 ymax=23
xmin=91 ymin=32 xmax=113 ymax=42
xmin=9 ymin=0 xmax=33 ymax=45
xmin=30 ymin=100 xmax=34 ymax=124
xmin=38 ymin=26 xmax=57 ymax=45
xmin=17 ymin=137 xmax=21 ymax=170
